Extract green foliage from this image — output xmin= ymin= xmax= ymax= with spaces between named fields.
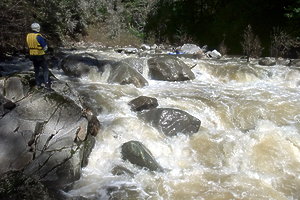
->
xmin=0 ymin=0 xmax=32 ymax=57
xmin=285 ymin=0 xmax=300 ymax=19
xmin=0 ymin=0 xmax=299 ymax=58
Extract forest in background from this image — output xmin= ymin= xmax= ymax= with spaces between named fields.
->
xmin=0 ymin=0 xmax=299 ymax=58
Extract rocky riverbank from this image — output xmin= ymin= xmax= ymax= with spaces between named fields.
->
xmin=1 ymin=43 xmax=300 ymax=199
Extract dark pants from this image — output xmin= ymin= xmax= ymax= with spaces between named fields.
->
xmin=29 ymin=55 xmax=49 ymax=86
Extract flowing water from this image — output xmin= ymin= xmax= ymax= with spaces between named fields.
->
xmin=58 ymin=49 xmax=300 ymax=200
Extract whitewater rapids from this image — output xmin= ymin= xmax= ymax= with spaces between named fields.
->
xmin=56 ymin=49 xmax=300 ymax=200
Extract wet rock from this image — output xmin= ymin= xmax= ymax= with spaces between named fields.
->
xmin=0 ymin=171 xmax=53 ymax=200
xmin=99 ymin=184 xmax=145 ymax=200
xmin=111 ymin=165 xmax=134 ymax=177
xmin=139 ymin=108 xmax=201 ymax=137
xmin=147 ymin=56 xmax=195 ymax=81
xmin=128 ymin=96 xmax=158 ymax=112
xmin=61 ymin=53 xmax=102 ymax=77
xmin=121 ymin=140 xmax=164 ymax=172
xmin=109 ymin=62 xmax=148 ymax=88
xmin=258 ymin=57 xmax=276 ymax=66
xmin=0 ymin=73 xmax=98 ymax=189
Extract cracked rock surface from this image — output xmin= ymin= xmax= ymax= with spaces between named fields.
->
xmin=0 ymin=72 xmax=99 ymax=189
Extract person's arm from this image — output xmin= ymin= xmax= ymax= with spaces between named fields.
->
xmin=37 ymin=35 xmax=48 ymax=51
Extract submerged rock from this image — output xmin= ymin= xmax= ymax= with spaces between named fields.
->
xmin=139 ymin=108 xmax=201 ymax=137
xmin=121 ymin=140 xmax=164 ymax=172
xmin=128 ymin=96 xmax=158 ymax=112
xmin=258 ymin=57 xmax=276 ymax=66
xmin=111 ymin=165 xmax=135 ymax=177
xmin=99 ymin=184 xmax=146 ymax=200
xmin=147 ymin=56 xmax=195 ymax=81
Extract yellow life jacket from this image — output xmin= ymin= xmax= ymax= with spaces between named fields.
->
xmin=26 ymin=33 xmax=45 ymax=55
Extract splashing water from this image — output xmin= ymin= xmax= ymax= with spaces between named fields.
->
xmin=58 ymin=50 xmax=300 ymax=200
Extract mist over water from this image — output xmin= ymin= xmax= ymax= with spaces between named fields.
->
xmin=60 ymin=49 xmax=300 ymax=200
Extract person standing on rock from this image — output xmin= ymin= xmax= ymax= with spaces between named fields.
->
xmin=26 ymin=23 xmax=51 ymax=89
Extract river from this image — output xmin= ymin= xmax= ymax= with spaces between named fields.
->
xmin=55 ymin=48 xmax=300 ymax=200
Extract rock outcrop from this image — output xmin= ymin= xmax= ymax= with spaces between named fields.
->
xmin=0 ymin=72 xmax=100 ymax=189
xmin=139 ymin=108 xmax=201 ymax=137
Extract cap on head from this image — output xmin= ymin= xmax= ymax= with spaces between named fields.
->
xmin=31 ymin=23 xmax=40 ymax=32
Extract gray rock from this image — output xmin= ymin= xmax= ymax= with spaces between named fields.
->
xmin=147 ymin=56 xmax=195 ymax=81
xmin=0 ymin=73 xmax=100 ymax=189
xmin=180 ymin=44 xmax=202 ymax=54
xmin=5 ymin=76 xmax=25 ymax=102
xmin=0 ymin=95 xmax=16 ymax=117
xmin=121 ymin=140 xmax=163 ymax=172
xmin=118 ymin=57 xmax=147 ymax=74
xmin=128 ymin=96 xmax=158 ymax=112
xmin=109 ymin=62 xmax=148 ymax=88
xmin=139 ymin=108 xmax=201 ymax=137
xmin=61 ymin=53 xmax=102 ymax=77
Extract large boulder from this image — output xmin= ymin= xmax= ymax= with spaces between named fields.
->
xmin=180 ymin=44 xmax=202 ymax=54
xmin=109 ymin=62 xmax=148 ymax=88
xmin=61 ymin=53 xmax=102 ymax=77
xmin=0 ymin=73 xmax=99 ymax=189
xmin=118 ymin=57 xmax=148 ymax=75
xmin=139 ymin=108 xmax=201 ymax=137
xmin=128 ymin=96 xmax=158 ymax=112
xmin=147 ymin=56 xmax=195 ymax=81
xmin=121 ymin=140 xmax=163 ymax=172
